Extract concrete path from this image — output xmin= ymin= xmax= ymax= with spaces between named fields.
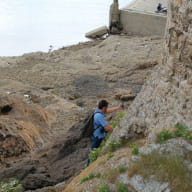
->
xmin=123 ymin=0 xmax=168 ymax=14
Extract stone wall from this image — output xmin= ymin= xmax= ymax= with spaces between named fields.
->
xmin=120 ymin=9 xmax=167 ymax=36
xmin=112 ymin=0 xmax=192 ymax=141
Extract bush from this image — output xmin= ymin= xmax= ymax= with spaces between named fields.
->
xmin=130 ymin=144 xmax=139 ymax=155
xmin=157 ymin=123 xmax=192 ymax=143
xmin=80 ymin=173 xmax=101 ymax=184
xmin=183 ymin=130 xmax=192 ymax=140
xmin=128 ymin=151 xmax=192 ymax=192
xmin=175 ymin=123 xmax=192 ymax=140
xmin=174 ymin=123 xmax=188 ymax=137
xmin=0 ymin=179 xmax=23 ymax=192
xmin=97 ymin=184 xmax=110 ymax=192
xmin=157 ymin=129 xmax=174 ymax=143
xmin=115 ymin=182 xmax=130 ymax=192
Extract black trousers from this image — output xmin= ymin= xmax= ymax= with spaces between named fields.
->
xmin=86 ymin=136 xmax=103 ymax=166
xmin=91 ymin=136 xmax=103 ymax=150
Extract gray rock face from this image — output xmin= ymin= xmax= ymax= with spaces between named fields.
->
xmin=111 ymin=0 xmax=192 ymax=141
xmin=119 ymin=174 xmax=170 ymax=192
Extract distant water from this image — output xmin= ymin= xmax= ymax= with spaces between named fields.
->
xmin=0 ymin=0 xmax=131 ymax=56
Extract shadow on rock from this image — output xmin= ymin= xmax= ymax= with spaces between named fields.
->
xmin=0 ymin=117 xmax=91 ymax=190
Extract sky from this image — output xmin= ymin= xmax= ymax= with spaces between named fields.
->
xmin=0 ymin=0 xmax=131 ymax=56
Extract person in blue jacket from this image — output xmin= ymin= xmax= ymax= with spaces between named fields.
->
xmin=91 ymin=100 xmax=123 ymax=149
xmin=86 ymin=100 xmax=122 ymax=166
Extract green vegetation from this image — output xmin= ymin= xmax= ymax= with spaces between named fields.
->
xmin=89 ymin=137 xmax=128 ymax=163
xmin=157 ymin=123 xmax=192 ymax=143
xmin=80 ymin=173 xmax=101 ymax=184
xmin=128 ymin=151 xmax=192 ymax=192
xmin=107 ymin=139 xmax=124 ymax=152
xmin=0 ymin=179 xmax=23 ymax=192
xmin=157 ymin=129 xmax=174 ymax=143
xmin=90 ymin=147 xmax=103 ymax=163
xmin=97 ymin=184 xmax=110 ymax=192
xmin=115 ymin=182 xmax=130 ymax=192
xmin=130 ymin=144 xmax=139 ymax=155
xmin=175 ymin=123 xmax=192 ymax=140
xmin=111 ymin=111 xmax=125 ymax=129
xmin=107 ymin=152 xmax=114 ymax=159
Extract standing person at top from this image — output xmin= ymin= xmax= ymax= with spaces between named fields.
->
xmin=91 ymin=100 xmax=123 ymax=150
xmin=157 ymin=3 xmax=162 ymax=12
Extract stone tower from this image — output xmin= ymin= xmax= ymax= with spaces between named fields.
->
xmin=109 ymin=0 xmax=121 ymax=33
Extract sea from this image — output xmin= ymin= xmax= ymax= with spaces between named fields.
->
xmin=0 ymin=0 xmax=131 ymax=56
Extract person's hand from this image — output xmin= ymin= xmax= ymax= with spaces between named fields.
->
xmin=118 ymin=103 xmax=124 ymax=109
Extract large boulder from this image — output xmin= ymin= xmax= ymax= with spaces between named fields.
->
xmin=85 ymin=26 xmax=108 ymax=39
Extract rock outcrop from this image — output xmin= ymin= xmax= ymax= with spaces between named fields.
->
xmin=112 ymin=0 xmax=192 ymax=141
xmin=0 ymin=94 xmax=53 ymax=159
xmin=0 ymin=115 xmax=91 ymax=190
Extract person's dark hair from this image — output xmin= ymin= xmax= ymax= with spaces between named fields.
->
xmin=98 ymin=100 xmax=109 ymax=109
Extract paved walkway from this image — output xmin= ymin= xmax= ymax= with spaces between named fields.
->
xmin=123 ymin=0 xmax=168 ymax=14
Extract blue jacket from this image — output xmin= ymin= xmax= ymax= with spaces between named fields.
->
xmin=93 ymin=109 xmax=108 ymax=139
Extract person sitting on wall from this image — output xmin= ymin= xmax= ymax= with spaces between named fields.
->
xmin=156 ymin=3 xmax=167 ymax=14
xmin=157 ymin=3 xmax=162 ymax=12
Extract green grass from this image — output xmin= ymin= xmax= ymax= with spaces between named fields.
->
xmin=89 ymin=138 xmax=117 ymax=163
xmin=0 ymin=179 xmax=23 ymax=192
xmin=115 ymin=182 xmax=130 ymax=192
xmin=157 ymin=129 xmax=175 ymax=143
xmin=111 ymin=111 xmax=125 ymax=129
xmin=175 ymin=123 xmax=192 ymax=140
xmin=107 ymin=152 xmax=114 ymax=160
xmin=107 ymin=139 xmax=124 ymax=152
xmin=97 ymin=184 xmax=110 ymax=192
xmin=128 ymin=151 xmax=192 ymax=192
xmin=130 ymin=144 xmax=139 ymax=155
xmin=90 ymin=147 xmax=103 ymax=163
xmin=157 ymin=123 xmax=192 ymax=143
xmin=80 ymin=173 xmax=101 ymax=184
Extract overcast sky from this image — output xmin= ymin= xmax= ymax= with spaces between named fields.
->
xmin=0 ymin=0 xmax=131 ymax=56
